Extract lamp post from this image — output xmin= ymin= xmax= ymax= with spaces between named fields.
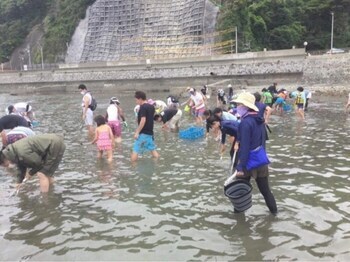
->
xmin=235 ymin=26 xmax=238 ymax=54
xmin=26 ymin=45 xmax=31 ymax=69
xmin=38 ymin=43 xmax=44 ymax=70
xmin=303 ymin=41 xmax=308 ymax=52
xmin=330 ymin=12 xmax=334 ymax=53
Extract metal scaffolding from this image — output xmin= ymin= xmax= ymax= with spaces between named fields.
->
xmin=80 ymin=0 xmax=223 ymax=62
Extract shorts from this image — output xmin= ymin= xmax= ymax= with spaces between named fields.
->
xmin=169 ymin=109 xmax=182 ymax=129
xmin=6 ymin=134 xmax=26 ymax=145
xmin=84 ymin=108 xmax=93 ymax=126
xmin=108 ymin=120 xmax=121 ymax=137
xmin=296 ymin=103 xmax=304 ymax=109
xmin=133 ymin=133 xmax=156 ymax=154
xmin=195 ymin=107 xmax=206 ymax=117
xmin=244 ymin=164 xmax=269 ymax=179
xmin=275 ymin=97 xmax=285 ymax=105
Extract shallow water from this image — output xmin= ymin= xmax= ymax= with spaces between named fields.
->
xmin=0 ymin=91 xmax=349 ymax=261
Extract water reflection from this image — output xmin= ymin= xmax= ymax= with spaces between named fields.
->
xmin=0 ymin=91 xmax=349 ymax=260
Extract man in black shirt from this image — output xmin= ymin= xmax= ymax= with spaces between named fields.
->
xmin=0 ymin=114 xmax=30 ymax=147
xmin=131 ymin=91 xmax=160 ymax=161
xmin=267 ymin=82 xmax=278 ymax=104
xmin=154 ymin=108 xmax=182 ymax=132
xmin=267 ymin=82 xmax=278 ymax=95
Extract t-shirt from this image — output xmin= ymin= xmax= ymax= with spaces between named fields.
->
xmin=138 ymin=103 xmax=155 ymax=135
xmin=7 ymin=126 xmax=35 ymax=137
xmin=82 ymin=92 xmax=92 ymax=108
xmin=154 ymin=100 xmax=167 ymax=112
xmin=191 ymin=92 xmax=205 ymax=109
xmin=160 ymin=109 xmax=178 ymax=123
xmin=222 ymin=111 xmax=238 ymax=121
xmin=262 ymin=91 xmax=273 ymax=104
xmin=0 ymin=114 xmax=29 ymax=132
xmin=106 ymin=104 xmax=119 ymax=121
xmin=220 ymin=120 xmax=239 ymax=144
xmin=255 ymin=102 xmax=267 ymax=118
xmin=14 ymin=102 xmax=32 ymax=113
xmin=268 ymin=85 xmax=277 ymax=94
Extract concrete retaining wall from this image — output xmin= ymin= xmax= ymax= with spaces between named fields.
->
xmin=0 ymin=48 xmax=349 ymax=94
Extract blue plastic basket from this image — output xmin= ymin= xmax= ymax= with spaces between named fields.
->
xmin=31 ymin=120 xmax=40 ymax=128
xmin=282 ymin=103 xmax=292 ymax=112
xmin=179 ymin=126 xmax=205 ymax=140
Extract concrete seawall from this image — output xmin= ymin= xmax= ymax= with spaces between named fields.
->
xmin=0 ymin=48 xmax=349 ymax=94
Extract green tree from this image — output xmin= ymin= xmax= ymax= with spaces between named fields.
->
xmin=216 ymin=0 xmax=349 ymax=51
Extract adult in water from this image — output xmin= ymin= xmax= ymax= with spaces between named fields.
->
xmin=131 ymin=91 xmax=159 ymax=162
xmin=78 ymin=84 xmax=95 ymax=138
xmin=345 ymin=92 xmax=350 ymax=113
xmin=232 ymin=92 xmax=277 ymax=214
xmin=154 ymin=107 xmax=182 ymax=132
xmin=0 ymin=114 xmax=30 ymax=147
xmin=0 ymin=134 xmax=66 ymax=193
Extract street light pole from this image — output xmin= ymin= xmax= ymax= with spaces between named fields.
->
xmin=235 ymin=26 xmax=238 ymax=54
xmin=37 ymin=43 xmax=44 ymax=70
xmin=303 ymin=41 xmax=308 ymax=54
xmin=330 ymin=12 xmax=334 ymax=53
xmin=27 ymin=45 xmax=31 ymax=69
xmin=39 ymin=45 xmax=44 ymax=70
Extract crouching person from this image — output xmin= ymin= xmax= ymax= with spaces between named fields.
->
xmin=0 ymin=134 xmax=65 ymax=193
xmin=154 ymin=108 xmax=182 ymax=132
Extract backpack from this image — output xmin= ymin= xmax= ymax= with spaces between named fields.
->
xmin=88 ymin=93 xmax=97 ymax=111
xmin=295 ymin=92 xmax=304 ymax=104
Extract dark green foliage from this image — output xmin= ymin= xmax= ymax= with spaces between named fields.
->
xmin=1 ymin=0 xmax=349 ymax=63
xmin=43 ymin=0 xmax=95 ymax=62
xmin=217 ymin=0 xmax=350 ymax=52
xmin=0 ymin=0 xmax=49 ymax=62
xmin=0 ymin=0 xmax=95 ymax=63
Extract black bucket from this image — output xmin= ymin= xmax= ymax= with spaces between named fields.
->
xmin=224 ymin=179 xmax=253 ymax=213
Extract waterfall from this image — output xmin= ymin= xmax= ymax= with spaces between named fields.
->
xmin=65 ymin=7 xmax=90 ymax=64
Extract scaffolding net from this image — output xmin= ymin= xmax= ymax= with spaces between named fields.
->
xmin=80 ymin=0 xmax=231 ymax=62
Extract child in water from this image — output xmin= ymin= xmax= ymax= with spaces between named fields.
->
xmin=91 ymin=115 xmax=115 ymax=162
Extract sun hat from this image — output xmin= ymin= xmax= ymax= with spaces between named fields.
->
xmin=231 ymin=92 xmax=259 ymax=112
xmin=110 ymin=97 xmax=120 ymax=104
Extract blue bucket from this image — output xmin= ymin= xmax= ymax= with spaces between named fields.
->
xmin=224 ymin=179 xmax=253 ymax=213
xmin=179 ymin=126 xmax=205 ymax=140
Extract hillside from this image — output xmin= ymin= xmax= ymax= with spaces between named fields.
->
xmin=0 ymin=0 xmax=349 ymax=66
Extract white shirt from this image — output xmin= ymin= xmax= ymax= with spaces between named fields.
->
xmin=14 ymin=102 xmax=32 ymax=113
xmin=7 ymin=126 xmax=35 ymax=137
xmin=191 ymin=92 xmax=205 ymax=109
xmin=82 ymin=92 xmax=92 ymax=108
xmin=154 ymin=100 xmax=167 ymax=112
xmin=107 ymin=104 xmax=119 ymax=121
xmin=222 ymin=111 xmax=238 ymax=121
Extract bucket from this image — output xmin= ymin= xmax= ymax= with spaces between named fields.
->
xmin=224 ymin=179 xmax=253 ymax=213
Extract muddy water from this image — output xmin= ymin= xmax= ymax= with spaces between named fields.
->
xmin=0 ymin=91 xmax=349 ymax=260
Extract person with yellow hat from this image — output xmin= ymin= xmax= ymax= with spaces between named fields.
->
xmin=231 ymin=92 xmax=277 ymax=214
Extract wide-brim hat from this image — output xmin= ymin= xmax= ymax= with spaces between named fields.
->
xmin=231 ymin=92 xmax=259 ymax=112
xmin=110 ymin=97 xmax=120 ymax=104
